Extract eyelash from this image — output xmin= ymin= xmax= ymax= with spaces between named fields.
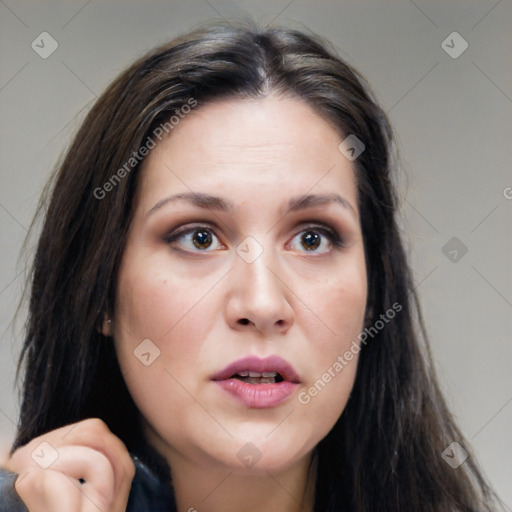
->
xmin=163 ymin=223 xmax=345 ymax=254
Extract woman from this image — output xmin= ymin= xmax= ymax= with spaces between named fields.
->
xmin=0 ymin=20 xmax=502 ymax=512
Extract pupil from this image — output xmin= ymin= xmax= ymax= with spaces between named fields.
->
xmin=302 ymin=231 xmax=320 ymax=250
xmin=193 ymin=230 xmax=212 ymax=249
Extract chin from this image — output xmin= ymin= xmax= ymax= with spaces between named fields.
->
xmin=219 ymin=433 xmax=314 ymax=475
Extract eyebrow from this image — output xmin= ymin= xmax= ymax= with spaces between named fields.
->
xmin=147 ymin=192 xmax=234 ymax=216
xmin=287 ymin=193 xmax=356 ymax=217
xmin=146 ymin=192 xmax=356 ymax=217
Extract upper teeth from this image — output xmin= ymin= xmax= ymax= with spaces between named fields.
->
xmin=238 ymin=371 xmax=277 ymax=378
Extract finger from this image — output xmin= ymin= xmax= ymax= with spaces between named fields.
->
xmin=39 ymin=471 xmax=85 ymax=512
xmin=48 ymin=445 xmax=115 ymax=507
xmin=50 ymin=419 xmax=135 ymax=497
xmin=15 ymin=469 xmax=82 ymax=512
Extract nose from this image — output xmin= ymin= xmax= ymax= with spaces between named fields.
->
xmin=225 ymin=244 xmax=295 ymax=336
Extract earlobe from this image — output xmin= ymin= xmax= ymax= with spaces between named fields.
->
xmin=100 ymin=315 xmax=113 ymax=337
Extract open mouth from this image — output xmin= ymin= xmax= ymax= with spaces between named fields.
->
xmin=230 ymin=371 xmax=285 ymax=384
xmin=211 ymin=355 xmax=301 ymax=408
xmin=211 ymin=355 xmax=300 ymax=384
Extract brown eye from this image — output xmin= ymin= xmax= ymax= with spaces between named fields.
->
xmin=301 ymin=231 xmax=321 ymax=251
xmin=289 ymin=225 xmax=343 ymax=254
xmin=192 ymin=229 xmax=213 ymax=249
xmin=164 ymin=225 xmax=223 ymax=253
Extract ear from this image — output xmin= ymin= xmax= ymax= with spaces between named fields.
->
xmin=100 ymin=313 xmax=113 ymax=337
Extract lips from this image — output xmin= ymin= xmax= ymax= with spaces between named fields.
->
xmin=211 ymin=355 xmax=301 ymax=409
xmin=211 ymin=355 xmax=301 ymax=384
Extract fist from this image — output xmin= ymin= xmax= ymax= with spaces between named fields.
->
xmin=4 ymin=418 xmax=135 ymax=512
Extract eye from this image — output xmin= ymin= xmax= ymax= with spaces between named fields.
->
xmin=164 ymin=223 xmax=344 ymax=254
xmin=164 ymin=226 xmax=224 ymax=252
xmin=288 ymin=225 xmax=344 ymax=253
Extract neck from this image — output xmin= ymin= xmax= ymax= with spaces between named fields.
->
xmin=147 ymin=432 xmax=318 ymax=512
xmin=172 ymin=452 xmax=316 ymax=512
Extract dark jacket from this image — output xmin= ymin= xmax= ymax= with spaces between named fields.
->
xmin=0 ymin=455 xmax=176 ymax=511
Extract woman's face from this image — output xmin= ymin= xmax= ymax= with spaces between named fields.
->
xmin=111 ymin=96 xmax=367 ymax=473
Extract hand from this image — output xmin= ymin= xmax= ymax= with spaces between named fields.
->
xmin=4 ymin=418 xmax=135 ymax=512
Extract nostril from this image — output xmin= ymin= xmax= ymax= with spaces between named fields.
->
xmin=239 ymin=318 xmax=250 ymax=325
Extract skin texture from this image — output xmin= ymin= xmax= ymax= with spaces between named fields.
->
xmin=107 ymin=95 xmax=368 ymax=512
xmin=6 ymin=419 xmax=134 ymax=512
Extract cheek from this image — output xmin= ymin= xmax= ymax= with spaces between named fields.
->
xmin=112 ymin=262 xmax=216 ymax=440
xmin=294 ymin=258 xmax=366 ymax=427
xmin=115 ymin=254 xmax=215 ymax=347
xmin=112 ymin=257 xmax=217 ymax=406
xmin=307 ymin=256 xmax=367 ymax=354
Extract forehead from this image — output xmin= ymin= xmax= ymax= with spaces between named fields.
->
xmin=136 ymin=96 xmax=358 ymax=213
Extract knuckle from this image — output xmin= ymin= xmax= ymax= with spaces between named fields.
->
xmin=81 ymin=417 xmax=110 ymax=434
xmin=104 ymin=432 xmax=131 ymax=461
xmin=75 ymin=418 xmax=117 ymax=449
xmin=125 ymin=456 xmax=136 ymax=479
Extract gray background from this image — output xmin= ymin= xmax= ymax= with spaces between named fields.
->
xmin=1 ymin=0 xmax=511 ymax=506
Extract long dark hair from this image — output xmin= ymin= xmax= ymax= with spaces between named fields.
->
xmin=13 ymin=19 xmax=502 ymax=511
